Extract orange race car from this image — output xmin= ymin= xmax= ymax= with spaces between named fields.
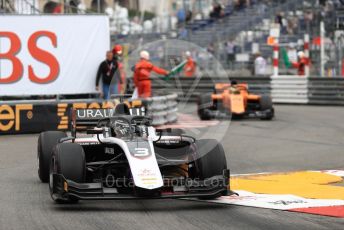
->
xmin=197 ymin=81 xmax=274 ymax=120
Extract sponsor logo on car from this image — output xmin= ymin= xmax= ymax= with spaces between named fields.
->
xmin=105 ymin=147 xmax=115 ymax=155
xmin=134 ymin=148 xmax=150 ymax=157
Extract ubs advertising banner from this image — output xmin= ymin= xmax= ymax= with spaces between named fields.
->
xmin=0 ymin=15 xmax=109 ymax=96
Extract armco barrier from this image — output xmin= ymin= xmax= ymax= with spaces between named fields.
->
xmin=142 ymin=93 xmax=178 ymax=126
xmin=271 ymin=76 xmax=344 ymax=105
xmin=308 ymin=78 xmax=344 ymax=105
xmin=151 ymin=76 xmax=271 ymax=102
xmin=0 ymin=94 xmax=178 ymax=135
xmin=271 ymin=76 xmax=309 ymax=104
xmin=151 ymin=75 xmax=344 ymax=105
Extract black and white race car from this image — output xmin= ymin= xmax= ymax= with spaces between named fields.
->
xmin=37 ymin=102 xmax=230 ymax=203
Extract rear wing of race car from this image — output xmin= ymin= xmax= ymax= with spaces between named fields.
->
xmin=214 ymin=83 xmax=248 ymax=93
xmin=70 ymin=101 xmax=145 ymax=132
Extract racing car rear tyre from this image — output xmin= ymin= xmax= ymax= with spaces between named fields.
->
xmin=38 ymin=131 xmax=67 ymax=183
xmin=197 ymin=93 xmax=214 ymax=120
xmin=193 ymin=139 xmax=228 ymax=199
xmin=259 ymin=95 xmax=274 ymax=120
xmin=50 ymin=143 xmax=86 ymax=204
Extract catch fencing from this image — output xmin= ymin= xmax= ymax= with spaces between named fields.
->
xmin=152 ymin=76 xmax=344 ymax=105
xmin=151 ymin=76 xmax=271 ymax=102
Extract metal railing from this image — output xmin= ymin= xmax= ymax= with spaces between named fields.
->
xmin=152 ymin=75 xmax=344 ymax=105
xmin=3 ymin=0 xmax=104 ymax=14
xmin=0 ymin=0 xmax=15 ymax=13
xmin=151 ymin=76 xmax=271 ymax=102
xmin=9 ymin=0 xmax=41 ymax=14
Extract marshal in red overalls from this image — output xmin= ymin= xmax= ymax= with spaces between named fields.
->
xmin=133 ymin=51 xmax=169 ymax=98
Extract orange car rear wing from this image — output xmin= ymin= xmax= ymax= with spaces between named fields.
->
xmin=215 ymin=83 xmax=248 ymax=92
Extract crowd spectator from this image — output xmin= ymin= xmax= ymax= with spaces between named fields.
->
xmin=96 ymin=51 xmax=122 ymax=99
xmin=178 ymin=26 xmax=188 ymax=39
xmin=275 ymin=12 xmax=288 ymax=33
xmin=257 ymin=1 xmax=267 ymax=14
xmin=207 ymin=42 xmax=215 ymax=55
xmin=207 ymin=42 xmax=216 ymax=70
xmin=43 ymin=1 xmax=62 ymax=13
xmin=287 ymin=16 xmax=298 ymax=35
xmin=225 ymin=40 xmax=236 ymax=69
xmin=275 ymin=12 xmax=283 ymax=27
xmin=186 ymin=10 xmax=193 ymax=23
xmin=177 ymin=8 xmax=186 ymax=25
xmin=320 ymin=0 xmax=328 ymax=6
xmin=69 ymin=0 xmax=79 ymax=13
xmin=210 ymin=2 xmax=223 ymax=19
xmin=234 ymin=0 xmax=247 ymax=11
xmin=0 ymin=0 xmax=5 ymax=12
xmin=91 ymin=0 xmax=106 ymax=12
xmin=304 ymin=10 xmax=315 ymax=33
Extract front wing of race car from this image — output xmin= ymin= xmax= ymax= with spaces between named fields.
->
xmin=50 ymin=170 xmax=230 ymax=200
xmin=201 ymin=107 xmax=274 ymax=119
xmin=244 ymin=108 xmax=274 ymax=119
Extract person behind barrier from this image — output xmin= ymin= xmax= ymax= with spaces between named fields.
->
xmin=95 ymin=51 xmax=122 ymax=100
xmin=133 ymin=50 xmax=169 ymax=98
xmin=183 ymin=51 xmax=196 ymax=77
xmin=112 ymin=45 xmax=126 ymax=93
xmin=254 ymin=52 xmax=267 ymax=76
xmin=292 ymin=51 xmax=307 ymax=76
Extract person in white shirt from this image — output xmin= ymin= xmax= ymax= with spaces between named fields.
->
xmin=254 ymin=52 xmax=267 ymax=76
xmin=226 ymin=40 xmax=235 ymax=69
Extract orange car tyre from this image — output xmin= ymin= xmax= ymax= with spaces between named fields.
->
xmin=197 ymin=93 xmax=214 ymax=120
xmin=259 ymin=95 xmax=274 ymax=120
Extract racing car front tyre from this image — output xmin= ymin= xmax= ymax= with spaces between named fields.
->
xmin=259 ymin=95 xmax=274 ymax=120
xmin=50 ymin=143 xmax=86 ymax=204
xmin=193 ymin=139 xmax=228 ymax=199
xmin=37 ymin=131 xmax=67 ymax=183
xmin=197 ymin=93 xmax=214 ymax=120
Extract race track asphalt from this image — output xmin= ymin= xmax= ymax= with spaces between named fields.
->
xmin=0 ymin=105 xmax=344 ymax=230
